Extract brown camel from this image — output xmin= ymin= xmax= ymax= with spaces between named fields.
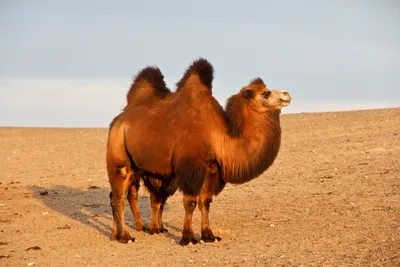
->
xmin=106 ymin=58 xmax=292 ymax=245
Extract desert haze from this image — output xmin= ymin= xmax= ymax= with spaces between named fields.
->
xmin=0 ymin=108 xmax=399 ymax=266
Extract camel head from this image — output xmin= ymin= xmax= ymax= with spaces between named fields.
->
xmin=240 ymin=78 xmax=291 ymax=112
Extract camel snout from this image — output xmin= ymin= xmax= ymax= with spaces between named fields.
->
xmin=279 ymin=90 xmax=292 ymax=106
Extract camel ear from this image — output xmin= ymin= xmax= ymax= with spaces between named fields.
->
xmin=241 ymin=88 xmax=254 ymax=99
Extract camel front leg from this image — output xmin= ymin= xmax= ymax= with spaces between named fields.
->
xmin=180 ymin=194 xmax=198 ymax=246
xmin=198 ymin=163 xmax=225 ymax=242
xmin=198 ymin=193 xmax=221 ymax=242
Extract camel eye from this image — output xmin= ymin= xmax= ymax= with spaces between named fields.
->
xmin=262 ymin=91 xmax=271 ymax=98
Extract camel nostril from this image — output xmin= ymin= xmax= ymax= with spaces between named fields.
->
xmin=280 ymin=91 xmax=290 ymax=100
xmin=279 ymin=91 xmax=291 ymax=104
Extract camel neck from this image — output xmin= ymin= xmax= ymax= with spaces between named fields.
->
xmin=216 ymin=108 xmax=282 ymax=184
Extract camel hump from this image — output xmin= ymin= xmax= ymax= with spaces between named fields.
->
xmin=126 ymin=66 xmax=171 ymax=106
xmin=176 ymin=58 xmax=214 ymax=92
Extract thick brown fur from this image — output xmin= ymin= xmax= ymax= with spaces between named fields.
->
xmin=106 ymin=58 xmax=289 ymax=245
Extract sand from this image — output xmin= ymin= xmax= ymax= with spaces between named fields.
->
xmin=0 ymin=108 xmax=399 ymax=266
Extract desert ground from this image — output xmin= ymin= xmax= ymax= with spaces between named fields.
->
xmin=0 ymin=108 xmax=399 ymax=267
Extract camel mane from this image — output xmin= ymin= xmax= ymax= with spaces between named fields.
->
xmin=126 ymin=66 xmax=171 ymax=106
xmin=176 ymin=58 xmax=214 ymax=92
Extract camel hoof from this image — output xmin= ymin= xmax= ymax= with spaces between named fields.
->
xmin=115 ymin=231 xmax=135 ymax=243
xmin=149 ymin=225 xmax=168 ymax=235
xmin=201 ymin=229 xmax=221 ymax=243
xmin=160 ymin=226 xmax=168 ymax=233
xmin=138 ymin=225 xmax=149 ymax=232
xmin=149 ymin=227 xmax=160 ymax=235
xmin=179 ymin=236 xmax=198 ymax=246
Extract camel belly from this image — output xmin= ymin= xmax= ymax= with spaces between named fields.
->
xmin=132 ymin=150 xmax=173 ymax=175
xmin=125 ymin=126 xmax=175 ymax=175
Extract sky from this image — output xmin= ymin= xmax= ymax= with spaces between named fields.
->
xmin=0 ymin=0 xmax=399 ymax=127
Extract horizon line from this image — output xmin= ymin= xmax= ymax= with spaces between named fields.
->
xmin=1 ymin=107 xmax=398 ymax=129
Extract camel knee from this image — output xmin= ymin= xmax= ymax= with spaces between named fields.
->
xmin=110 ymin=191 xmax=125 ymax=207
xmin=184 ymin=199 xmax=197 ymax=213
xmin=108 ymin=165 xmax=133 ymax=184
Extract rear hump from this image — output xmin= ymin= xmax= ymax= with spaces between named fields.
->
xmin=126 ymin=66 xmax=171 ymax=106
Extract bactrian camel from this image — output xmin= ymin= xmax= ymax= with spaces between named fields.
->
xmin=106 ymin=58 xmax=292 ymax=245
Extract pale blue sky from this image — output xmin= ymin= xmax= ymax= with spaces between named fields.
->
xmin=1 ymin=0 xmax=399 ymax=127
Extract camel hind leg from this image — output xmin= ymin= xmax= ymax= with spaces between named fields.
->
xmin=157 ymin=177 xmax=177 ymax=233
xmin=143 ymin=176 xmax=177 ymax=234
xmin=158 ymin=194 xmax=169 ymax=233
xmin=127 ymin=172 xmax=147 ymax=232
xmin=107 ymin=115 xmax=137 ymax=242
xmin=148 ymin=188 xmax=163 ymax=234
xmin=108 ymin=166 xmax=135 ymax=243
xmin=158 ymin=177 xmax=178 ymax=232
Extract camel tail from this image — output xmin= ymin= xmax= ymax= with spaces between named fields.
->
xmin=176 ymin=58 xmax=214 ymax=92
xmin=126 ymin=66 xmax=171 ymax=106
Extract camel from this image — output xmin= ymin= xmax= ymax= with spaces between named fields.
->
xmin=106 ymin=58 xmax=292 ymax=245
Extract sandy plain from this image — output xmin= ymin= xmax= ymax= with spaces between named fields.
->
xmin=0 ymin=108 xmax=399 ymax=266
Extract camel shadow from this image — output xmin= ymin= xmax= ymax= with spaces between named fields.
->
xmin=29 ymin=185 xmax=176 ymax=240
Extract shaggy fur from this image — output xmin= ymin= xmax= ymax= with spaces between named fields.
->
xmin=126 ymin=66 xmax=171 ymax=106
xmin=176 ymin=58 xmax=214 ymax=92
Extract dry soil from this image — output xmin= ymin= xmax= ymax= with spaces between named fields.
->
xmin=0 ymin=108 xmax=399 ymax=266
